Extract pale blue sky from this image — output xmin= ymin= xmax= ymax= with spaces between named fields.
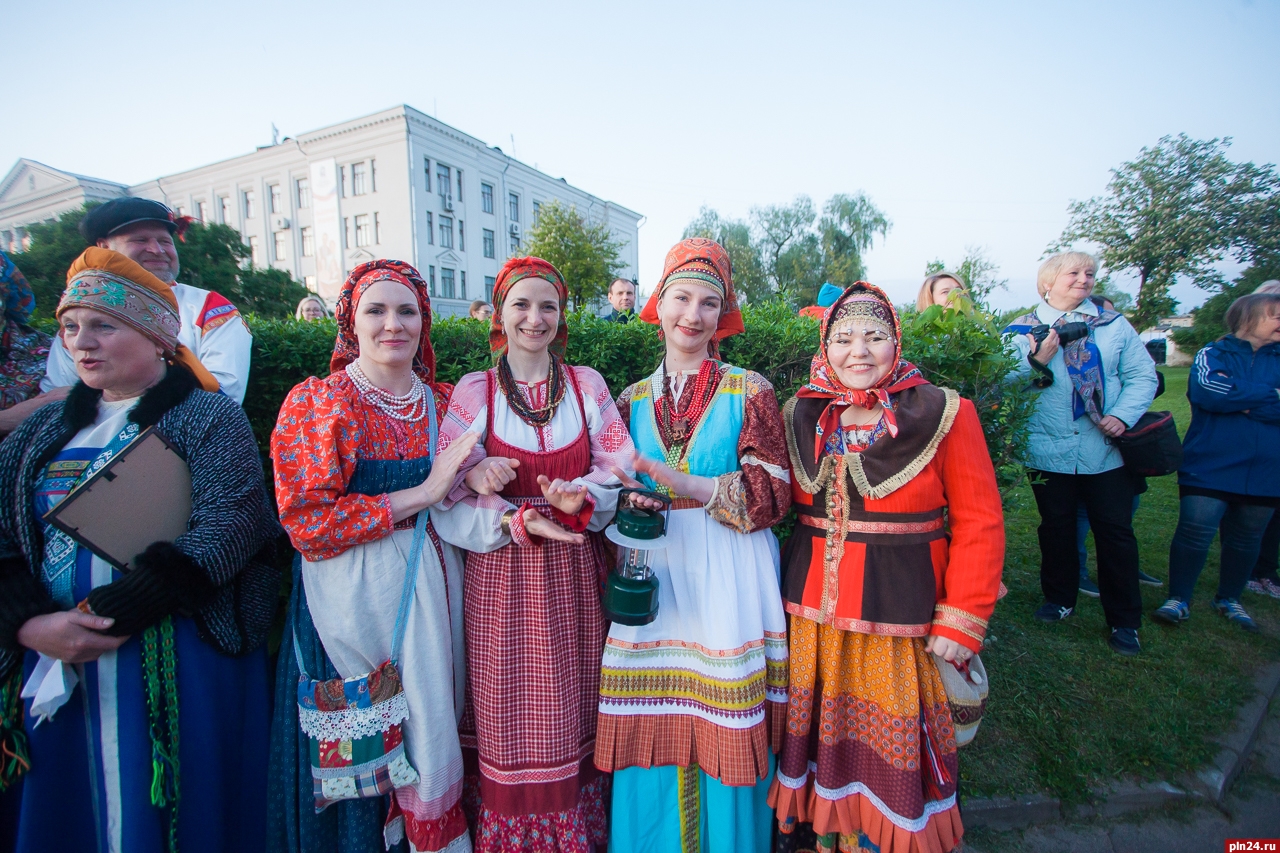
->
xmin=7 ymin=0 xmax=1278 ymax=310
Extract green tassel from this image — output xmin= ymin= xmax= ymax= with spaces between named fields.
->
xmin=0 ymin=671 xmax=31 ymax=792
xmin=143 ymin=618 xmax=181 ymax=853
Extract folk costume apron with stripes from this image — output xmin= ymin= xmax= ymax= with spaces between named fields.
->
xmin=14 ymin=398 xmax=270 ymax=853
xmin=599 ymin=364 xmax=788 ymax=853
xmin=459 ymin=368 xmax=610 ymax=853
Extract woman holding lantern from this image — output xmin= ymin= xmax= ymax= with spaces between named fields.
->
xmin=770 ymin=283 xmax=1004 ymax=853
xmin=429 ymin=256 xmax=635 ymax=852
xmin=596 ymin=237 xmax=792 ymax=853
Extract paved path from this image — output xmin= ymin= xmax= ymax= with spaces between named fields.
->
xmin=965 ymin=699 xmax=1280 ymax=853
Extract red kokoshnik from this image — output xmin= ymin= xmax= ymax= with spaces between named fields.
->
xmin=330 ymin=259 xmax=437 ymax=384
xmin=639 ymin=237 xmax=745 ymax=358
xmin=796 ymin=281 xmax=927 ymax=464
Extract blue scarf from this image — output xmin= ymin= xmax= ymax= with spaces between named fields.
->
xmin=1004 ymin=307 xmax=1122 ymax=423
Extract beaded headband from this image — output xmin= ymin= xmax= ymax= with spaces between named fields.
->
xmin=827 ymin=295 xmax=894 ymax=338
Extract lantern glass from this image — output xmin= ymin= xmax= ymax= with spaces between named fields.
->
xmin=619 ymin=546 xmax=653 ymax=580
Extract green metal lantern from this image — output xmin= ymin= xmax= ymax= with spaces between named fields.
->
xmin=603 ymin=489 xmax=671 ymax=626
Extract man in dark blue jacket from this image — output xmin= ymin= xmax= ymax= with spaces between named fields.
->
xmin=1154 ymin=292 xmax=1280 ymax=632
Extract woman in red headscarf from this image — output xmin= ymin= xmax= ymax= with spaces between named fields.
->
xmin=596 ymin=237 xmax=792 ymax=853
xmin=769 ymin=283 xmax=1004 ymax=853
xmin=270 ymin=260 xmax=478 ymax=853
xmin=429 ymin=256 xmax=636 ymax=852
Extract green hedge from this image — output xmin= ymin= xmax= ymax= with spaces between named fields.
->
xmin=244 ymin=303 xmax=1034 ymax=496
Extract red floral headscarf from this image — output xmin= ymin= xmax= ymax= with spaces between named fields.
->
xmin=330 ymin=259 xmax=436 ymax=384
xmin=796 ymin=282 xmax=926 ymax=462
xmin=639 ymin=237 xmax=745 ymax=358
xmin=489 ymin=256 xmax=569 ymax=362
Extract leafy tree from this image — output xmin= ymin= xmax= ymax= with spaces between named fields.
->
xmin=819 ymin=192 xmax=891 ymax=290
xmin=1171 ymin=261 xmax=1280 ymax=352
xmin=521 ymin=201 xmax=623 ymax=310
xmin=1052 ymin=134 xmax=1279 ymax=330
xmin=14 ymin=205 xmax=97 ymax=319
xmin=751 ymin=195 xmax=817 ymax=298
xmin=682 ymin=207 xmax=769 ymax=303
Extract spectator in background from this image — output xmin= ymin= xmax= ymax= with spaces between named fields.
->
xmin=0 ymin=252 xmax=54 ymax=436
xmin=1154 ymin=291 xmax=1280 ymax=632
xmin=1004 ymin=251 xmax=1157 ymax=655
xmin=42 ymin=198 xmax=253 ymax=403
xmin=604 ymin=276 xmax=637 ymax=322
xmin=798 ymin=281 xmax=843 ymax=319
xmin=1246 ymin=279 xmax=1280 ymax=600
xmin=1075 ymin=294 xmax=1165 ymax=597
xmin=468 ymin=298 xmax=493 ymax=321
xmin=294 ymin=294 xmax=329 ymax=321
xmin=917 ymin=271 xmax=967 ymax=311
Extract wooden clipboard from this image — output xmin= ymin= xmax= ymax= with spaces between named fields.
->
xmin=42 ymin=426 xmax=193 ymax=571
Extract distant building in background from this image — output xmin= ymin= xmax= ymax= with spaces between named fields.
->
xmin=0 ymin=105 xmax=641 ymax=317
xmin=1139 ymin=314 xmax=1195 ymax=366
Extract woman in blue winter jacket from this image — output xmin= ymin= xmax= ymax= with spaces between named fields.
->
xmin=1153 ymin=291 xmax=1280 ymax=632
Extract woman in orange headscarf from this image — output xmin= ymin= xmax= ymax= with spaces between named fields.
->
xmin=597 ymin=238 xmax=792 ymax=853
xmin=429 ymin=256 xmax=637 ymax=852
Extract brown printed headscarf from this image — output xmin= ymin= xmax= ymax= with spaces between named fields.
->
xmin=60 ymin=248 xmax=219 ymax=392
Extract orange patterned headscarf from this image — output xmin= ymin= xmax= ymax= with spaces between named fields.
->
xmin=639 ymin=237 xmax=744 ymax=357
xmin=60 ymin=248 xmax=219 ymax=393
xmin=489 ymin=256 xmax=568 ymax=363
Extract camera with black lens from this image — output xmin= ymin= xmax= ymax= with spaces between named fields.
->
xmin=1028 ymin=321 xmax=1089 ymax=349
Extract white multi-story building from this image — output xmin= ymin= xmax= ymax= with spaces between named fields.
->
xmin=0 ymin=105 xmax=642 ymax=316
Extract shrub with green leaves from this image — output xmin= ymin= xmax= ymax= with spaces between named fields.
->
xmin=243 ymin=302 xmax=1031 ymax=497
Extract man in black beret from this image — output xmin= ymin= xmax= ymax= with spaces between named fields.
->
xmin=40 ymin=197 xmax=253 ymax=402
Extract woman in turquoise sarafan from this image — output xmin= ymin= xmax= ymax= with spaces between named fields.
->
xmin=596 ymin=237 xmax=792 ymax=853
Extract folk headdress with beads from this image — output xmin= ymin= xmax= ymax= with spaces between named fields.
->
xmin=639 ymin=237 xmax=744 ymax=358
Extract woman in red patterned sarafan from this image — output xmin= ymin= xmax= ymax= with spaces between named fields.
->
xmin=430 ymin=256 xmax=637 ymax=852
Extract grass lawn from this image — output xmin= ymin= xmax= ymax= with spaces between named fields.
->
xmin=960 ymin=366 xmax=1280 ymax=803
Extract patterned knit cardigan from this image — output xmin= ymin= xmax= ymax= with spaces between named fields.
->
xmin=0 ymin=366 xmax=283 ymax=682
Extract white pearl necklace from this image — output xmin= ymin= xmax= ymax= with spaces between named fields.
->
xmin=344 ymin=362 xmax=430 ymax=423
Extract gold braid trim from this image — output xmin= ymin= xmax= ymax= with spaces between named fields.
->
xmin=782 ymin=395 xmax=834 ymax=496
xmin=847 ymin=387 xmax=961 ymax=500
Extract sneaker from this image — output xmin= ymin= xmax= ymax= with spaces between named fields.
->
xmin=1152 ymin=598 xmax=1189 ymax=625
xmin=1213 ymin=598 xmax=1259 ymax=633
xmin=1108 ymin=627 xmax=1141 ymax=656
xmin=1246 ymin=578 xmax=1280 ymax=599
xmin=1138 ymin=570 xmax=1164 ymax=586
xmin=1034 ymin=602 xmax=1074 ymax=623
xmin=1078 ymin=576 xmax=1100 ymax=597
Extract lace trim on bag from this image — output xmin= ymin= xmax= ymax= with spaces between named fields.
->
xmin=298 ymin=690 xmax=410 ymax=741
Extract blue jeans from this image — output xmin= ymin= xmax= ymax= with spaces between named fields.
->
xmin=1078 ymin=496 xmax=1141 ymax=579
xmin=1168 ymin=495 xmax=1275 ymax=602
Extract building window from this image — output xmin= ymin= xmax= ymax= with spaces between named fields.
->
xmin=460 ymin=271 xmax=467 ymax=299
xmin=197 ymin=201 xmax=209 ymax=223
xmin=482 ymin=228 xmax=495 ymax=258
xmin=533 ymin=200 xmax=541 ymax=222
xmin=426 ymin=212 xmax=433 ymax=245
xmin=304 ymin=275 xmax=316 ymax=290
xmin=352 ymin=162 xmax=367 ymax=196
xmin=269 ymin=183 xmax=283 ymax=214
xmin=219 ymin=195 xmax=232 ymax=224
xmin=439 ymin=216 xmax=453 ymax=249
xmin=437 ymin=164 xmax=451 ymax=201
xmin=458 ymin=221 xmax=465 ymax=252
xmin=296 ymin=177 xmax=310 ymax=209
xmin=423 ymin=157 xmax=430 ymax=192
xmin=273 ymin=231 xmax=288 ymax=261
xmin=371 ymin=159 xmax=377 ymax=192
xmin=242 ymin=189 xmax=256 ymax=220
xmin=176 ymin=205 xmax=186 ymax=217
xmin=354 ymin=214 xmax=371 ymax=248
xmin=428 ymin=265 xmax=436 ymax=297
xmin=484 ymin=275 xmax=496 ymax=301
xmin=374 ymin=212 xmax=381 ymax=245
xmin=457 ymin=170 xmax=463 ymax=199
xmin=248 ymin=236 xmax=262 ymax=265
xmin=509 ymin=192 xmax=520 ymax=222
xmin=301 ymin=226 xmax=314 ymax=257
xmin=441 ymin=268 xmax=456 ymax=299
xmin=509 ymin=234 xmax=520 ymax=255
xmin=343 ymin=217 xmax=351 ymax=249
xmin=481 ymin=182 xmax=494 ymax=214
xmin=339 ymin=165 xmax=347 ymax=198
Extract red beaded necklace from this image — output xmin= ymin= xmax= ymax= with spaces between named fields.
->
xmin=655 ymin=359 xmax=721 ymax=447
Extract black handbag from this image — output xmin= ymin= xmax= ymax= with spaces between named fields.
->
xmin=1113 ymin=411 xmax=1182 ymax=477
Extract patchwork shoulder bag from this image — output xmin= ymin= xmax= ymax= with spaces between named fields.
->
xmin=295 ymin=509 xmax=429 ymax=811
